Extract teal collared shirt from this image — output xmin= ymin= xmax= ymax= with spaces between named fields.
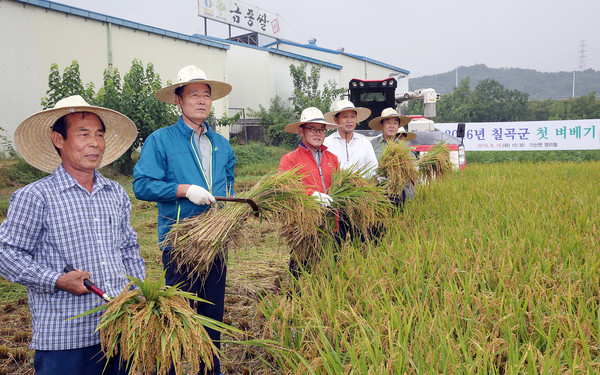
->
xmin=370 ymin=134 xmax=387 ymax=161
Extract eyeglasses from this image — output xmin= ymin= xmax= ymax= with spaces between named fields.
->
xmin=301 ymin=126 xmax=327 ymax=134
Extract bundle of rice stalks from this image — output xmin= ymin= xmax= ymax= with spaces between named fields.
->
xmin=417 ymin=142 xmax=453 ymax=182
xmin=71 ymin=273 xmax=239 ymax=375
xmin=328 ymin=167 xmax=393 ymax=238
xmin=248 ymin=169 xmax=324 ymax=266
xmin=377 ymin=139 xmax=419 ymax=196
xmin=165 ymin=169 xmax=323 ymax=279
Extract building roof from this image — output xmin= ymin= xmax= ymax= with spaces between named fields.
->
xmin=263 ymin=39 xmax=410 ymax=75
xmin=16 ymin=0 xmax=409 ymax=75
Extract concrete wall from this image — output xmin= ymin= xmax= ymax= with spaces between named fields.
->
xmin=1 ymin=0 xmax=411 ymax=149
xmin=0 ymin=0 xmax=230 ymax=145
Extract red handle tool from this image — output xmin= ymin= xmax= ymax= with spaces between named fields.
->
xmin=63 ymin=265 xmax=112 ymax=302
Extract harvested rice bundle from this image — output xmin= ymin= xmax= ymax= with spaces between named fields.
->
xmin=165 ymin=169 xmax=323 ymax=279
xmin=417 ymin=142 xmax=452 ymax=182
xmin=245 ymin=169 xmax=323 ymax=238
xmin=72 ymin=273 xmax=238 ymax=375
xmin=280 ymin=221 xmax=325 ymax=268
xmin=328 ymin=167 xmax=393 ymax=238
xmin=251 ymin=169 xmax=325 ymax=265
xmin=165 ymin=203 xmax=246 ymax=278
xmin=377 ymin=139 xmax=419 ymax=196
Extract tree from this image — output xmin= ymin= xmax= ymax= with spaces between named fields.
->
xmin=115 ymin=60 xmax=178 ymax=174
xmin=247 ymin=63 xmax=344 ymax=148
xmin=411 ymin=78 xmax=531 ymax=123
xmin=248 ymin=96 xmax=297 ymax=148
xmin=41 ymin=61 xmax=94 ymax=109
xmin=470 ymin=79 xmax=529 ymax=122
xmin=289 ymin=63 xmax=345 ymax=116
xmin=208 ymin=108 xmax=242 ymax=131
xmin=41 ymin=60 xmax=178 ymax=175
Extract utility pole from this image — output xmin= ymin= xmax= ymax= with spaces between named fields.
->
xmin=578 ymin=40 xmax=587 ymax=70
xmin=455 ymin=66 xmax=458 ymax=88
xmin=573 ymin=40 xmax=587 ymax=98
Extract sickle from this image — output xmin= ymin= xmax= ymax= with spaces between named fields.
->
xmin=213 ymin=196 xmax=259 ymax=217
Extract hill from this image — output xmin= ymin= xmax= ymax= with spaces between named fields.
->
xmin=409 ymin=64 xmax=600 ymax=100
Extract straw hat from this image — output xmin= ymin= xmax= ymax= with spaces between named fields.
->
xmin=324 ymin=99 xmax=371 ymax=123
xmin=155 ymin=65 xmax=232 ymax=104
xmin=396 ymin=127 xmax=417 ymax=141
xmin=368 ymin=107 xmax=412 ymax=131
xmin=14 ymin=95 xmax=138 ymax=174
xmin=284 ymin=107 xmax=340 ymax=133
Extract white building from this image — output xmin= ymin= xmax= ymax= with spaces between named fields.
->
xmin=0 ymin=0 xmax=410 ymax=145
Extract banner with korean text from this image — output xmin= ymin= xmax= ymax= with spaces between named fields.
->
xmin=198 ymin=0 xmax=281 ymax=38
xmin=435 ymin=119 xmax=600 ymax=151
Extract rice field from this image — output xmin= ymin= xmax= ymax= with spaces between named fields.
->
xmin=1 ymin=159 xmax=599 ymax=374
xmin=260 ymin=161 xmax=600 ymax=374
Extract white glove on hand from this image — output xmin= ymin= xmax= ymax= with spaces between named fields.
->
xmin=376 ymin=175 xmax=388 ymax=185
xmin=185 ymin=185 xmax=216 ymax=206
xmin=311 ymin=191 xmax=333 ymax=207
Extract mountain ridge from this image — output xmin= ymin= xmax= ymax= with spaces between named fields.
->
xmin=409 ymin=64 xmax=600 ymax=100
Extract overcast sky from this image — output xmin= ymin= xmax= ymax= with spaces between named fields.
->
xmin=54 ymin=0 xmax=599 ymax=78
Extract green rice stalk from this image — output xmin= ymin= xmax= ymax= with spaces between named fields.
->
xmin=377 ymin=140 xmax=419 ymax=196
xmin=417 ymin=142 xmax=452 ymax=182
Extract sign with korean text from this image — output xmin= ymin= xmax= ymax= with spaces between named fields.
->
xmin=435 ymin=119 xmax=600 ymax=151
xmin=198 ymin=0 xmax=281 ymax=38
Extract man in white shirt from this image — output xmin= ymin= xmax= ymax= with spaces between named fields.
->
xmin=323 ymin=100 xmax=378 ymax=244
xmin=323 ymin=100 xmax=378 ymax=177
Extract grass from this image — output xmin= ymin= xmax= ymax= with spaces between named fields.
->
xmin=466 ymin=149 xmax=600 ymax=163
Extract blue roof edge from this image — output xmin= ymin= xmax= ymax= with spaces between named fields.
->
xmin=192 ymin=34 xmax=342 ymax=70
xmin=265 ymin=40 xmax=410 ymax=75
xmin=15 ymin=0 xmax=408 ymax=74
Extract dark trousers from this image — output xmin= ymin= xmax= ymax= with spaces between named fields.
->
xmin=34 ymin=344 xmax=128 ymax=375
xmin=335 ymin=211 xmax=370 ymax=248
xmin=289 ymin=254 xmax=311 ymax=280
xmin=163 ymin=250 xmax=227 ymax=375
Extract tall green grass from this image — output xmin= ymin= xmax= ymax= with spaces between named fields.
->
xmin=260 ymin=161 xmax=600 ymax=373
xmin=467 ymin=150 xmax=600 ymax=164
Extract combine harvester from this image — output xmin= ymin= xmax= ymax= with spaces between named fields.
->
xmin=348 ymin=78 xmax=466 ymax=171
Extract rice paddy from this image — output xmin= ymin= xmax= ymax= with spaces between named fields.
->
xmin=1 ymin=158 xmax=599 ymax=374
xmin=259 ymin=160 xmax=600 ymax=374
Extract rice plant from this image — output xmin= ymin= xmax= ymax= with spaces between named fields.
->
xmin=376 ymin=140 xmax=419 ymax=197
xmin=416 ymin=141 xmax=453 ymax=182
xmin=328 ymin=167 xmax=393 ymax=239
xmin=259 ymin=161 xmax=600 ymax=373
xmin=72 ymin=272 xmax=240 ymax=375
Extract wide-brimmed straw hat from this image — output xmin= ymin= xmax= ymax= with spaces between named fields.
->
xmin=284 ymin=107 xmax=340 ymax=133
xmin=324 ymin=100 xmax=371 ymax=123
xmin=14 ymin=95 xmax=138 ymax=174
xmin=368 ymin=107 xmax=412 ymax=131
xmin=396 ymin=127 xmax=417 ymax=141
xmin=155 ymin=65 xmax=232 ymax=104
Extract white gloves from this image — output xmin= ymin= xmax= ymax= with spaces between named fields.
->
xmin=185 ymin=185 xmax=216 ymax=205
xmin=376 ymin=176 xmax=388 ymax=185
xmin=311 ymin=191 xmax=333 ymax=207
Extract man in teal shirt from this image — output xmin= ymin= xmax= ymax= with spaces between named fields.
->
xmin=133 ymin=65 xmax=235 ymax=375
xmin=369 ymin=107 xmax=415 ymax=159
xmin=369 ymin=107 xmax=416 ymax=208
